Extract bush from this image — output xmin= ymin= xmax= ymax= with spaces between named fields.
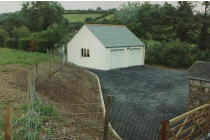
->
xmin=146 ymin=40 xmax=198 ymax=68
xmin=195 ymin=50 xmax=210 ymax=62
xmin=12 ymin=26 xmax=31 ymax=40
xmin=4 ymin=38 xmax=18 ymax=49
xmin=18 ymin=38 xmax=31 ymax=51
xmin=35 ymin=39 xmax=54 ymax=53
xmin=0 ymin=27 xmax=8 ymax=47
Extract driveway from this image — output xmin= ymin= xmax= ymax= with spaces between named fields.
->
xmin=87 ymin=66 xmax=189 ymax=140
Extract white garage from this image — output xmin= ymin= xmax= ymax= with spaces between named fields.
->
xmin=129 ymin=48 xmax=141 ymax=66
xmin=110 ymin=50 xmax=123 ymax=69
xmin=67 ymin=24 xmax=145 ymax=70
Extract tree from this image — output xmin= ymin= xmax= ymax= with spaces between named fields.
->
xmin=4 ymin=12 xmax=24 ymax=35
xmin=196 ymin=1 xmax=210 ymax=50
xmin=175 ymin=2 xmax=195 ymax=42
xmin=96 ymin=7 xmax=102 ymax=11
xmin=21 ymin=1 xmax=64 ymax=32
xmin=0 ymin=26 xmax=8 ymax=47
xmin=116 ymin=2 xmax=140 ymax=25
xmin=12 ymin=26 xmax=31 ymax=40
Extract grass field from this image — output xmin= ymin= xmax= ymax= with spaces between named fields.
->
xmin=0 ymin=48 xmax=51 ymax=66
xmin=63 ymin=13 xmax=114 ymax=23
xmin=63 ymin=14 xmax=103 ymax=23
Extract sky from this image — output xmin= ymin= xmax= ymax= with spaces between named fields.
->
xmin=0 ymin=1 xmax=204 ymax=14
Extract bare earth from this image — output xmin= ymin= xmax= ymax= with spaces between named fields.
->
xmin=0 ymin=63 xmax=118 ymax=140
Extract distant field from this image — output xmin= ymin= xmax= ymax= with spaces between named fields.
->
xmin=98 ymin=14 xmax=114 ymax=21
xmin=63 ymin=14 xmax=103 ymax=23
xmin=0 ymin=48 xmax=51 ymax=66
xmin=63 ymin=13 xmax=114 ymax=23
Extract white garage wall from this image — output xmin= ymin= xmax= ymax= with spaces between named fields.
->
xmin=106 ymin=46 xmax=145 ymax=69
xmin=67 ymin=25 xmax=107 ymax=70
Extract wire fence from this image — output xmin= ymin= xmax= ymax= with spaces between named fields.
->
xmin=0 ymin=49 xmax=113 ymax=140
xmin=0 ymin=48 xmax=177 ymax=140
xmin=109 ymin=103 xmax=161 ymax=140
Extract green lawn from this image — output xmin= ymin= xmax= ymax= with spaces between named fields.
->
xmin=0 ymin=48 xmax=51 ymax=66
xmin=63 ymin=14 xmax=103 ymax=23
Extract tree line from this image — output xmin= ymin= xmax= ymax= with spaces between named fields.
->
xmin=0 ymin=1 xmax=70 ymax=52
xmin=86 ymin=2 xmax=210 ymax=68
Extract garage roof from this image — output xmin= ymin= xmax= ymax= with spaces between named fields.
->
xmin=85 ymin=24 xmax=145 ymax=48
xmin=187 ymin=61 xmax=210 ymax=81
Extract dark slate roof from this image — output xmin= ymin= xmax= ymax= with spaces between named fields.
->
xmin=85 ymin=24 xmax=145 ymax=48
xmin=187 ymin=61 xmax=210 ymax=81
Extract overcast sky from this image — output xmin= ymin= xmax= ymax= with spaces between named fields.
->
xmin=0 ymin=1 xmax=204 ymax=14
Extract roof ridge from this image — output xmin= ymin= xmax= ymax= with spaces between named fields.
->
xmin=85 ymin=24 xmax=126 ymax=27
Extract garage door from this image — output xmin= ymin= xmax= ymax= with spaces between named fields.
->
xmin=129 ymin=48 xmax=141 ymax=66
xmin=110 ymin=50 xmax=123 ymax=69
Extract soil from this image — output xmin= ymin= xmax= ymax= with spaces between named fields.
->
xmin=87 ymin=65 xmax=189 ymax=140
xmin=0 ymin=63 xmax=118 ymax=140
xmin=0 ymin=65 xmax=30 ymax=135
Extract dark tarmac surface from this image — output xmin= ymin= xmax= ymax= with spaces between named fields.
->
xmin=87 ymin=66 xmax=189 ymax=140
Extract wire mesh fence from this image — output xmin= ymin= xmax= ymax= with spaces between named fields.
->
xmin=0 ymin=49 xmax=112 ymax=140
xmin=109 ymin=102 xmax=161 ymax=140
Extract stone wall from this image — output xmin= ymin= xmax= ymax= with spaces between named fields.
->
xmin=188 ymin=79 xmax=210 ymax=110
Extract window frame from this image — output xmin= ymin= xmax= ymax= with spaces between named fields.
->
xmin=81 ymin=48 xmax=90 ymax=58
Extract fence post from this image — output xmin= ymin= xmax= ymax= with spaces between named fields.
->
xmin=27 ymin=72 xmax=31 ymax=111
xmin=5 ymin=101 xmax=13 ymax=140
xmin=35 ymin=60 xmax=38 ymax=85
xmin=103 ymin=95 xmax=111 ymax=140
xmin=205 ymin=105 xmax=210 ymax=139
xmin=160 ymin=120 xmax=169 ymax=140
xmin=49 ymin=49 xmax=52 ymax=77
xmin=47 ymin=48 xmax=48 ymax=54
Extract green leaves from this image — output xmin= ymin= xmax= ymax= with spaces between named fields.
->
xmin=21 ymin=1 xmax=64 ymax=32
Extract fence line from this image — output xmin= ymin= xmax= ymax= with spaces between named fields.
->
xmin=109 ymin=102 xmax=160 ymax=140
xmin=0 ymin=49 xmax=118 ymax=139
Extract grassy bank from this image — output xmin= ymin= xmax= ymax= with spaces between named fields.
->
xmin=0 ymin=48 xmax=52 ymax=66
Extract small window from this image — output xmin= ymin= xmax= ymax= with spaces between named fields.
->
xmin=81 ymin=48 xmax=90 ymax=57
xmin=87 ymin=49 xmax=90 ymax=57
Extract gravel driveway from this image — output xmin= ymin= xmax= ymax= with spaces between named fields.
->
xmin=87 ymin=66 xmax=189 ymax=140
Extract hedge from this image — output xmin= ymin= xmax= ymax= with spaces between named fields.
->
xmin=35 ymin=39 xmax=54 ymax=53
xmin=18 ymin=38 xmax=31 ymax=51
xmin=4 ymin=38 xmax=18 ymax=49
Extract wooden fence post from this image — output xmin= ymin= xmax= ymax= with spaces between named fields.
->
xmin=47 ymin=48 xmax=48 ymax=54
xmin=160 ymin=120 xmax=169 ymax=140
xmin=49 ymin=49 xmax=52 ymax=77
xmin=205 ymin=105 xmax=210 ymax=139
xmin=5 ymin=101 xmax=13 ymax=140
xmin=35 ymin=60 xmax=38 ymax=85
xmin=103 ymin=95 xmax=111 ymax=140
xmin=27 ymin=72 xmax=31 ymax=111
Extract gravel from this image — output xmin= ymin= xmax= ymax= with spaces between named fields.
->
xmin=86 ymin=65 xmax=189 ymax=140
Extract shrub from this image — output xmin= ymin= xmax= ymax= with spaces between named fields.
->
xmin=195 ymin=50 xmax=210 ymax=62
xmin=0 ymin=27 xmax=8 ymax=47
xmin=12 ymin=26 xmax=31 ymax=40
xmin=161 ymin=41 xmax=197 ymax=67
xmin=18 ymin=38 xmax=31 ymax=51
xmin=4 ymin=38 xmax=18 ymax=49
xmin=146 ymin=40 xmax=198 ymax=68
xmin=35 ymin=39 xmax=54 ymax=53
xmin=145 ymin=43 xmax=164 ymax=65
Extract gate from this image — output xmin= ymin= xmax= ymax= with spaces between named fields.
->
xmin=160 ymin=103 xmax=210 ymax=140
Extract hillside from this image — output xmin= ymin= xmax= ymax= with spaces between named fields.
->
xmin=0 ymin=48 xmax=118 ymax=139
xmin=0 ymin=48 xmax=51 ymax=66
